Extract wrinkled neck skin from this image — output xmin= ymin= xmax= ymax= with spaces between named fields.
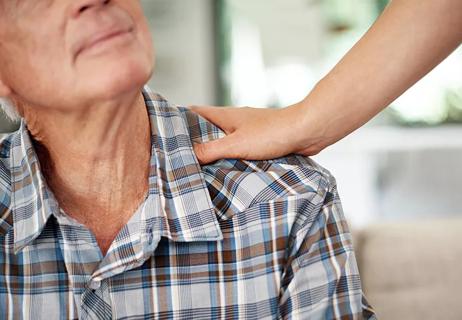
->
xmin=23 ymin=91 xmax=151 ymax=240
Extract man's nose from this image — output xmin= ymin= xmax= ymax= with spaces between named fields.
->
xmin=71 ymin=0 xmax=111 ymax=18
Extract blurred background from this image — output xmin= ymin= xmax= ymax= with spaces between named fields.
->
xmin=1 ymin=1 xmax=461 ymax=318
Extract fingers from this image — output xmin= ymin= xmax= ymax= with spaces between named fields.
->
xmin=193 ymin=134 xmax=244 ymax=165
xmin=189 ymin=105 xmax=225 ymax=123
xmin=189 ymin=106 xmax=238 ymax=133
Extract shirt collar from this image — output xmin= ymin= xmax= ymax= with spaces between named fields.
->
xmin=143 ymin=87 xmax=222 ymax=242
xmin=5 ymin=86 xmax=222 ymax=253
xmin=9 ymin=120 xmax=58 ymax=253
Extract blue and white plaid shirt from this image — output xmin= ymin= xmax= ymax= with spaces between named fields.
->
xmin=0 ymin=88 xmax=376 ymax=319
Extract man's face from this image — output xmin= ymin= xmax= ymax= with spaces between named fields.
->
xmin=0 ymin=0 xmax=154 ymax=112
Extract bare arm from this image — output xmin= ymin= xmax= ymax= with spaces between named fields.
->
xmin=192 ymin=0 xmax=462 ymax=163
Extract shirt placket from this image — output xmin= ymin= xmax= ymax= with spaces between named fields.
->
xmin=54 ymin=195 xmax=163 ymax=319
xmin=80 ymin=228 xmax=161 ymax=320
xmin=54 ymin=217 xmax=105 ymax=319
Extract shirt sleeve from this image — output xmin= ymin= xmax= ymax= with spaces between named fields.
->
xmin=278 ymin=183 xmax=377 ymax=320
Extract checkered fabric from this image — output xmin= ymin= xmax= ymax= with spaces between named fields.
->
xmin=0 ymin=87 xmax=376 ymax=319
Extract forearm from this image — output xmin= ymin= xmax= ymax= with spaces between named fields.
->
xmin=296 ymin=0 xmax=462 ymax=152
xmin=191 ymin=0 xmax=462 ymax=163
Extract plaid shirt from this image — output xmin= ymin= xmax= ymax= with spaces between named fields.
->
xmin=0 ymin=88 xmax=376 ymax=319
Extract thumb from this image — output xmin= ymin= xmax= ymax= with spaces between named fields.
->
xmin=193 ymin=134 xmax=243 ymax=165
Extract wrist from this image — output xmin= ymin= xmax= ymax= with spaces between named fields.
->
xmin=286 ymin=99 xmax=329 ymax=154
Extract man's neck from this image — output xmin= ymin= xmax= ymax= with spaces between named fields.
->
xmin=24 ymin=91 xmax=151 ymax=252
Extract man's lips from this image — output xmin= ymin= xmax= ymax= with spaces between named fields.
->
xmin=74 ymin=26 xmax=133 ymax=58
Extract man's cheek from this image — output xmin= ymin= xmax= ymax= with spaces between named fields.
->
xmin=118 ymin=1 xmax=145 ymax=22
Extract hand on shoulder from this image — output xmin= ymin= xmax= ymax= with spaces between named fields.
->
xmin=190 ymin=103 xmax=324 ymax=164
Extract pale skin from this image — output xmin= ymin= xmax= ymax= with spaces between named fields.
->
xmin=192 ymin=0 xmax=462 ymax=164
xmin=0 ymin=0 xmax=155 ymax=256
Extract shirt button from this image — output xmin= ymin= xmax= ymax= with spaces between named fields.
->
xmin=89 ymin=281 xmax=101 ymax=291
xmin=147 ymin=226 xmax=154 ymax=244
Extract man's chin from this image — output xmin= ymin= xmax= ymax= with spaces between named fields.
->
xmin=78 ymin=58 xmax=154 ymax=101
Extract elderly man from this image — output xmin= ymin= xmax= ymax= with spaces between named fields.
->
xmin=0 ymin=1 xmax=375 ymax=319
